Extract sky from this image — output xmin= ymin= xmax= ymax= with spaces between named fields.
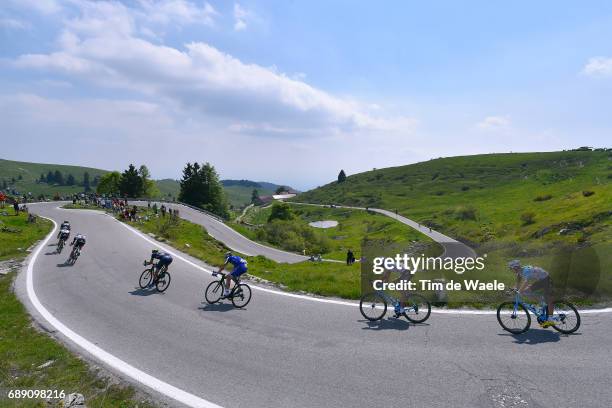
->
xmin=1 ymin=0 xmax=611 ymax=190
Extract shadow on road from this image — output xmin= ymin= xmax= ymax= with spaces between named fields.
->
xmin=56 ymin=262 xmax=73 ymax=267
xmin=359 ymin=317 xmax=412 ymax=331
xmin=199 ymin=303 xmax=239 ymax=312
xmin=129 ymin=287 xmax=161 ymax=296
xmin=44 ymin=251 xmax=59 ymax=255
xmin=498 ymin=328 xmax=570 ymax=344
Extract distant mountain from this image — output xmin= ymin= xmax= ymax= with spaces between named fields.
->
xmin=0 ymin=158 xmax=108 ymax=197
xmin=0 ymin=158 xmax=294 ymax=208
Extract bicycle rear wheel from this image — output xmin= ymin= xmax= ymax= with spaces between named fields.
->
xmin=403 ymin=294 xmax=431 ymax=323
xmin=139 ymin=269 xmax=153 ymax=289
xmin=57 ymin=239 xmax=64 ymax=253
xmin=497 ymin=302 xmax=531 ymax=334
xmin=551 ymin=301 xmax=580 ymax=334
xmin=205 ymin=280 xmax=223 ymax=304
xmin=156 ymin=272 xmax=171 ymax=292
xmin=359 ymin=292 xmax=387 ymax=321
xmin=231 ymin=284 xmax=252 ymax=308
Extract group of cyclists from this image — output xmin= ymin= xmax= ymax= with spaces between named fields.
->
xmin=56 ymin=219 xmax=559 ymax=327
xmin=56 ymin=220 xmax=87 ymax=260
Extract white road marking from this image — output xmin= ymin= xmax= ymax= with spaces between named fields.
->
xmin=26 ymin=215 xmax=224 ymax=408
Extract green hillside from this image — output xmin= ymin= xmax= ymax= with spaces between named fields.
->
xmin=295 ymin=149 xmax=612 ymax=303
xmin=221 ymin=180 xmax=295 ymax=208
xmin=0 ymin=158 xmax=108 ymax=197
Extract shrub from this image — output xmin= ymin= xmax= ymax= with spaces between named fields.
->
xmin=461 ymin=185 xmax=470 ymax=191
xmin=455 ymin=206 xmax=477 ymax=221
xmin=520 ymin=212 xmax=536 ymax=225
xmin=534 ymin=194 xmax=552 ymax=202
xmin=582 ymin=190 xmax=595 ymax=197
xmin=268 ymin=202 xmax=294 ymax=222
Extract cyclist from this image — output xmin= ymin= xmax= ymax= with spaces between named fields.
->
xmin=57 ymin=227 xmax=70 ymax=245
xmin=214 ymin=252 xmax=248 ymax=297
xmin=69 ymin=233 xmax=87 ymax=256
xmin=508 ymin=260 xmax=555 ymax=327
xmin=381 ymin=267 xmax=415 ymax=316
xmin=57 ymin=220 xmax=71 ymax=238
xmin=145 ymin=249 xmax=173 ymax=279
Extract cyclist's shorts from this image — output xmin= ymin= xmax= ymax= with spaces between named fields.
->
xmin=230 ymin=265 xmax=247 ymax=278
xmin=530 ymin=277 xmax=552 ymax=297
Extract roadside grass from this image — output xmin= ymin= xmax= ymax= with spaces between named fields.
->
xmin=121 ymin=208 xmax=439 ymax=299
xmin=0 ymin=212 xmax=157 ymax=407
xmin=294 ymin=150 xmax=612 ymax=305
xmin=229 ymin=204 xmax=435 ymax=261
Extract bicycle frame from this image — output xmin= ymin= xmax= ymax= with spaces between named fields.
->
xmin=373 ymin=289 xmax=419 ymax=313
xmin=511 ymin=291 xmax=546 ymax=321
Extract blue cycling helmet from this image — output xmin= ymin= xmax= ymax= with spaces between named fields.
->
xmin=508 ymin=259 xmax=521 ymax=269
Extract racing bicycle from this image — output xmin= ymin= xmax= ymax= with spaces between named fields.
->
xmin=57 ymin=235 xmax=67 ymax=253
xmin=360 ymin=289 xmax=431 ymax=323
xmin=67 ymin=246 xmax=81 ymax=264
xmin=204 ymin=272 xmax=252 ymax=308
xmin=496 ymin=288 xmax=580 ymax=334
xmin=139 ymin=260 xmax=172 ymax=292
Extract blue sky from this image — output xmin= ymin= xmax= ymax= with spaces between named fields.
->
xmin=1 ymin=0 xmax=611 ymax=189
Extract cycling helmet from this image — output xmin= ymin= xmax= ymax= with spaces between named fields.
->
xmin=508 ymin=259 xmax=521 ymax=270
xmin=225 ymin=252 xmax=232 ymax=258
xmin=152 ymin=249 xmax=159 ymax=254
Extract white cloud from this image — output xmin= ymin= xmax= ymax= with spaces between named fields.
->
xmin=12 ymin=1 xmax=415 ymax=139
xmin=476 ymin=115 xmax=511 ymax=131
xmin=137 ymin=0 xmax=218 ymax=27
xmin=0 ymin=18 xmax=30 ymax=30
xmin=233 ymin=3 xmax=248 ymax=31
xmin=582 ymin=57 xmax=612 ymax=77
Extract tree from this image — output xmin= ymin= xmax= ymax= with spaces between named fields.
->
xmin=83 ymin=172 xmax=91 ymax=192
xmin=1 ymin=179 xmax=7 ymax=190
xmin=337 ymin=169 xmax=347 ymax=183
xmin=92 ymin=175 xmax=100 ymax=187
xmin=268 ymin=202 xmax=293 ymax=222
xmin=18 ymin=174 xmax=23 ymax=180
xmin=66 ymin=174 xmax=76 ymax=186
xmin=178 ymin=162 xmax=229 ymax=218
xmin=138 ymin=165 xmax=159 ymax=198
xmin=119 ymin=164 xmax=144 ymax=197
xmin=275 ymin=186 xmax=289 ymax=194
xmin=39 ymin=173 xmax=45 ymax=182
xmin=46 ymin=171 xmax=54 ymax=184
xmin=251 ymin=189 xmax=260 ymax=204
xmin=11 ymin=177 xmax=16 ymax=184
xmin=96 ymin=171 xmax=121 ymax=196
xmin=54 ymin=170 xmax=64 ymax=185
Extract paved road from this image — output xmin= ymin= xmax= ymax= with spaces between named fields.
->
xmin=17 ymin=203 xmax=612 ymax=408
xmin=131 ymin=201 xmax=308 ymax=263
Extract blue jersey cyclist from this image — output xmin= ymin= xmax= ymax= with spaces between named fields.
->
xmin=147 ymin=249 xmax=173 ymax=278
xmin=508 ymin=260 xmax=555 ymax=327
xmin=215 ymin=252 xmax=248 ymax=297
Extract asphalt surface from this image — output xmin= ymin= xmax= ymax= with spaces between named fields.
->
xmin=19 ymin=203 xmax=612 ymax=408
xmin=131 ymin=201 xmax=309 ymax=263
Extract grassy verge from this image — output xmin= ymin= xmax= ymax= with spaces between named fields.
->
xmin=119 ymin=208 xmax=444 ymax=299
xmin=229 ymin=203 xmax=435 ymax=261
xmin=0 ymin=212 xmax=157 ymax=407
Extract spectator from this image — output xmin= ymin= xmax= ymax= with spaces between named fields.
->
xmin=347 ymin=249 xmax=356 ymax=265
xmin=13 ymin=200 xmax=19 ymax=215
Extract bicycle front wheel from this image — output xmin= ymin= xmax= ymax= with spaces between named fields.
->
xmin=552 ymin=301 xmax=580 ymax=334
xmin=497 ymin=302 xmax=531 ymax=334
xmin=403 ymin=294 xmax=431 ymax=323
xmin=231 ymin=284 xmax=252 ymax=308
xmin=156 ymin=272 xmax=171 ymax=292
xmin=205 ymin=280 xmax=223 ymax=304
xmin=57 ymin=239 xmax=64 ymax=253
xmin=139 ymin=269 xmax=153 ymax=289
xmin=359 ymin=292 xmax=387 ymax=321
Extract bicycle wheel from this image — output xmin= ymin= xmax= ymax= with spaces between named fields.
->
xmin=57 ymin=239 xmax=64 ymax=253
xmin=156 ymin=272 xmax=171 ymax=292
xmin=139 ymin=269 xmax=153 ymax=289
xmin=359 ymin=292 xmax=387 ymax=321
xmin=551 ymin=301 xmax=580 ymax=334
xmin=205 ymin=280 xmax=223 ymax=304
xmin=497 ymin=302 xmax=531 ymax=334
xmin=403 ymin=294 xmax=431 ymax=323
xmin=231 ymin=284 xmax=252 ymax=308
